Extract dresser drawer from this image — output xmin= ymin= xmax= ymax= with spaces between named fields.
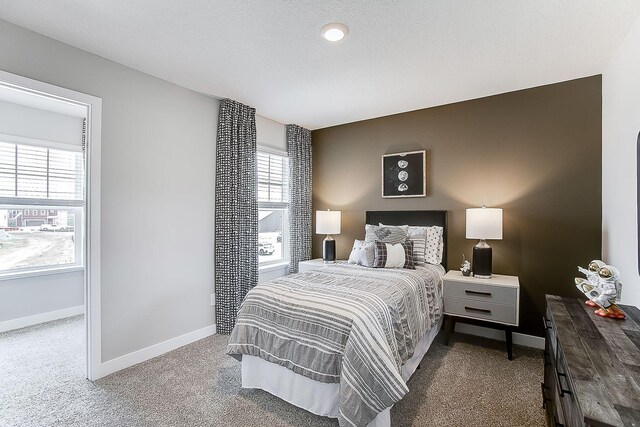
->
xmin=443 ymin=279 xmax=517 ymax=306
xmin=444 ymin=297 xmax=517 ymax=325
xmin=555 ymin=344 xmax=582 ymax=427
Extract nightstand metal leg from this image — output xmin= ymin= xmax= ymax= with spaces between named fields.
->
xmin=506 ymin=326 xmax=513 ymax=360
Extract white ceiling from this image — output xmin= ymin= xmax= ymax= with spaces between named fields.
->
xmin=1 ymin=1 xmax=639 ymax=130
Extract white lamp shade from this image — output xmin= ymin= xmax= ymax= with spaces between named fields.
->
xmin=466 ymin=207 xmax=503 ymax=240
xmin=316 ymin=210 xmax=341 ymax=235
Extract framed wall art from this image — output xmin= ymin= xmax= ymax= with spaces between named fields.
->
xmin=381 ymin=150 xmax=426 ymax=198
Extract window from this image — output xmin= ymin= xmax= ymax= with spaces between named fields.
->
xmin=257 ymin=150 xmax=288 ymax=265
xmin=0 ymin=141 xmax=84 ymax=275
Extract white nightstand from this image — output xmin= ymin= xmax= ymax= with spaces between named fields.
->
xmin=298 ymin=258 xmax=336 ymax=273
xmin=442 ymin=270 xmax=520 ymax=360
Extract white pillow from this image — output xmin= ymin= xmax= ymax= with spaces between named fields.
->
xmin=348 ymin=240 xmax=375 ymax=267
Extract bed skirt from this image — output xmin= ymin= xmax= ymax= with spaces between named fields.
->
xmin=241 ymin=316 xmax=443 ymax=427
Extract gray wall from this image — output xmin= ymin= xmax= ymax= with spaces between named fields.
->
xmin=0 ymin=19 xmax=218 ymax=361
xmin=312 ymin=76 xmax=602 ymax=337
xmin=0 ymin=271 xmax=83 ymax=323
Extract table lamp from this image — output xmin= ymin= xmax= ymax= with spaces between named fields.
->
xmin=466 ymin=206 xmax=503 ymax=278
xmin=316 ymin=209 xmax=341 ymax=263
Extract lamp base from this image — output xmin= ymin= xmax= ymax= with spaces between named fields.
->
xmin=472 ymin=239 xmax=492 ymax=279
xmin=323 ymin=236 xmax=336 ymax=263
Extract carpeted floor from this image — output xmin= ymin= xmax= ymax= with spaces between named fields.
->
xmin=0 ymin=315 xmax=546 ymax=427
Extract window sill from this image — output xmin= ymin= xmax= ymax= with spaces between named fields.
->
xmin=259 ymin=261 xmax=290 ymax=274
xmin=0 ymin=265 xmax=84 ymax=283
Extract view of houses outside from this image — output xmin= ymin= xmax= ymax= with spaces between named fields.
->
xmin=0 ymin=208 xmax=77 ymax=271
xmin=258 ymin=209 xmax=284 ymax=263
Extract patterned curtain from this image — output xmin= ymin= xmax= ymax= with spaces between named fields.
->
xmin=286 ymin=124 xmax=312 ymax=273
xmin=215 ymin=99 xmax=258 ymax=334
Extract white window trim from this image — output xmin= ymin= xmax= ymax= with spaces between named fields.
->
xmin=257 ymin=146 xmax=289 ymax=268
xmin=0 ymin=265 xmax=83 ymax=283
xmin=258 ymin=260 xmax=289 ymax=273
xmin=257 ymin=145 xmax=287 ymax=157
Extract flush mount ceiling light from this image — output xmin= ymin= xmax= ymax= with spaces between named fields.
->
xmin=321 ymin=23 xmax=349 ymax=42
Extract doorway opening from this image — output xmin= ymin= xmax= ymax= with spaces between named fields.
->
xmin=0 ymin=70 xmax=101 ymax=380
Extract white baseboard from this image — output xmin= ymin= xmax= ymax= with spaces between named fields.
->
xmin=95 ymin=324 xmax=216 ymax=380
xmin=0 ymin=305 xmax=84 ymax=333
xmin=454 ymin=323 xmax=545 ymax=350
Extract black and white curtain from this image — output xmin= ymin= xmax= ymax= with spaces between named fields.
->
xmin=215 ymin=99 xmax=258 ymax=334
xmin=286 ymin=124 xmax=312 ymax=273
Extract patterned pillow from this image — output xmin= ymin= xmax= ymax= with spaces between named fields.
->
xmin=426 ymin=226 xmax=444 ymax=265
xmin=364 ymin=224 xmax=408 ymax=244
xmin=372 ymin=240 xmax=415 ymax=269
xmin=348 ymin=239 xmax=375 ymax=267
xmin=378 ymin=223 xmax=443 ymax=265
xmin=380 ymin=223 xmax=427 ymax=265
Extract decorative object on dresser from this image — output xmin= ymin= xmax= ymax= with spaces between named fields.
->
xmin=316 ymin=209 xmax=341 ymax=263
xmin=466 ymin=206 xmax=503 ymax=278
xmin=381 ymin=150 xmax=426 ymax=198
xmin=542 ymin=295 xmax=640 ymax=427
xmin=575 ymin=259 xmax=625 ymax=319
xmin=443 ymin=270 xmax=519 ymax=359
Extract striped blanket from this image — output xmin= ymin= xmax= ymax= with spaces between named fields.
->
xmin=227 ymin=263 xmax=444 ymax=427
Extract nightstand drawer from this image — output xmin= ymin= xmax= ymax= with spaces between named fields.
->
xmin=444 ymin=297 xmax=517 ymax=325
xmin=443 ymin=279 xmax=517 ymax=306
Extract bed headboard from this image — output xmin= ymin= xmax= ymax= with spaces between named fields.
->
xmin=365 ymin=210 xmax=448 ymax=268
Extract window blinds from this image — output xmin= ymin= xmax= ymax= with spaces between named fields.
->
xmin=257 ymin=151 xmax=288 ymax=208
xmin=0 ymin=141 xmax=84 ymax=206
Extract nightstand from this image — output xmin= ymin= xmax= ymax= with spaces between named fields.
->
xmin=442 ymin=270 xmax=520 ymax=360
xmin=298 ymin=258 xmax=343 ymax=273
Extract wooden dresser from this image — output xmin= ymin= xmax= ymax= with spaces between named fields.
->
xmin=542 ymin=295 xmax=640 ymax=426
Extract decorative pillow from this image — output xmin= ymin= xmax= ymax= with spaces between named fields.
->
xmin=380 ymin=223 xmax=427 ymax=265
xmin=364 ymin=224 xmax=408 ymax=244
xmin=373 ymin=240 xmax=415 ymax=269
xmin=379 ymin=223 xmax=443 ymax=265
xmin=348 ymin=239 xmax=375 ymax=267
xmin=426 ymin=226 xmax=444 ymax=265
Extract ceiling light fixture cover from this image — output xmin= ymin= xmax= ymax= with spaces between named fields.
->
xmin=321 ymin=23 xmax=349 ymax=42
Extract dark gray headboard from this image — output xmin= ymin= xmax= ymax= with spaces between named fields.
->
xmin=365 ymin=210 xmax=448 ymax=268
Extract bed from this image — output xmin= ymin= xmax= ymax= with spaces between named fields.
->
xmin=228 ymin=210 xmax=448 ymax=427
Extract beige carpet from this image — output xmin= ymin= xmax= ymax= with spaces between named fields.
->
xmin=0 ymin=315 xmax=545 ymax=426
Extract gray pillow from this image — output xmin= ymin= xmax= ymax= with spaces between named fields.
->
xmin=348 ymin=239 xmax=375 ymax=267
xmin=364 ymin=224 xmax=408 ymax=244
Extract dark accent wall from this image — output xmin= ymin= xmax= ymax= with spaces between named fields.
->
xmin=312 ymin=76 xmax=602 ymax=337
